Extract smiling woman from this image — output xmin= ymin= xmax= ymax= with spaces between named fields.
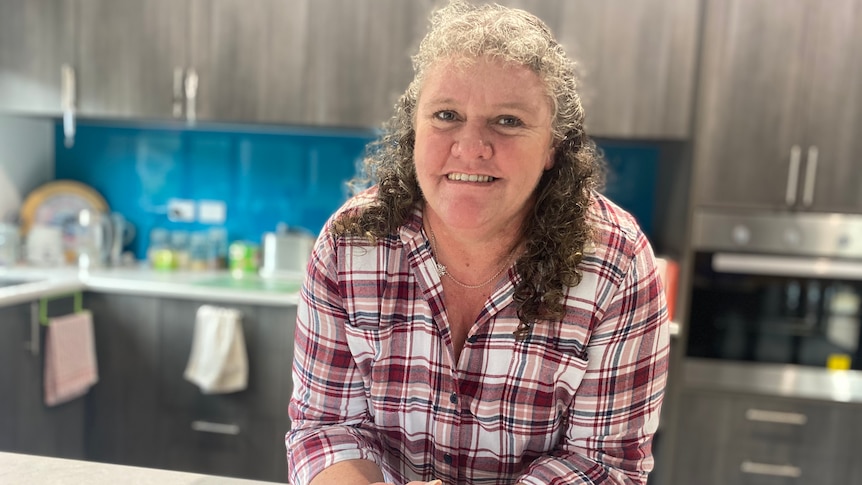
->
xmin=285 ymin=2 xmax=670 ymax=485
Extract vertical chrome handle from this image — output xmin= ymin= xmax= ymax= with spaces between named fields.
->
xmin=745 ymin=408 xmax=808 ymax=425
xmin=785 ymin=145 xmax=802 ymax=206
xmin=740 ymin=460 xmax=801 ymax=478
xmin=184 ymin=68 xmax=198 ymax=125
xmin=61 ymin=64 xmax=76 ymax=148
xmin=172 ymin=67 xmax=185 ymax=118
xmin=801 ymin=146 xmax=819 ymax=208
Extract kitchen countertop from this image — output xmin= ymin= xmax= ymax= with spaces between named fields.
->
xmin=0 ymin=265 xmax=680 ymax=335
xmin=0 ymin=265 xmax=303 ymax=308
xmin=0 ymin=452 xmax=284 ymax=484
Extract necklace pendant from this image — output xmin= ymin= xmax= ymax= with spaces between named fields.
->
xmin=436 ymin=262 xmax=447 ymax=277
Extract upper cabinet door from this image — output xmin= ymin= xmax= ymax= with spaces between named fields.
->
xmin=77 ymin=0 xmax=189 ymax=119
xmin=556 ymin=0 xmax=700 ymax=139
xmin=0 ymin=0 xmax=74 ymax=116
xmin=798 ymin=0 xmax=862 ymax=213
xmin=188 ymin=0 xmax=310 ymax=125
xmin=302 ymin=0 xmax=435 ymax=128
xmin=692 ymin=0 xmax=810 ymax=210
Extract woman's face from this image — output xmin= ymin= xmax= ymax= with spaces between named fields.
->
xmin=414 ymin=57 xmax=555 ymax=236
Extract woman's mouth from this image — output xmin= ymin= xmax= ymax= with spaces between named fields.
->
xmin=447 ymin=173 xmax=496 ymax=183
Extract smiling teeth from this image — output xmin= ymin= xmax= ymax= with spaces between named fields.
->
xmin=448 ymin=173 xmax=494 ymax=182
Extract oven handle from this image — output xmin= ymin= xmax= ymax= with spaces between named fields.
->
xmin=713 ymin=253 xmax=862 ymax=280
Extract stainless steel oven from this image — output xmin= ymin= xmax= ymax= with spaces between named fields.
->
xmin=685 ymin=210 xmax=862 ymax=397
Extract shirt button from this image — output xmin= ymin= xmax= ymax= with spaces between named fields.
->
xmin=449 ymin=393 xmax=458 ymax=404
xmin=443 ymin=453 xmax=453 ymax=465
xmin=467 ymin=335 xmax=478 ymax=344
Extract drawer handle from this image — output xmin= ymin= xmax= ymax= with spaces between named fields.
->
xmin=190 ymin=420 xmax=240 ymax=436
xmin=741 ymin=460 xmax=801 ymax=478
xmin=745 ymin=408 xmax=808 ymax=426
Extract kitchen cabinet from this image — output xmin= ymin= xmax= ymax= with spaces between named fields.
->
xmin=670 ymin=389 xmax=857 ymax=485
xmin=158 ymin=299 xmax=294 ymax=482
xmin=0 ymin=301 xmax=85 ymax=459
xmin=693 ymin=0 xmax=862 ymax=213
xmin=300 ymin=0 xmax=435 ymax=128
xmin=187 ymin=0 xmax=309 ymax=125
xmin=76 ymin=0 xmax=190 ymax=119
xmin=85 ymin=293 xmax=296 ymax=483
xmin=0 ymin=0 xmax=698 ymax=136
xmin=84 ymin=293 xmax=162 ymax=469
xmin=0 ymin=0 xmax=74 ymax=116
xmin=553 ymin=0 xmax=700 ymax=139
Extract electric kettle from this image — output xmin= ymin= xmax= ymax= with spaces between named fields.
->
xmin=65 ymin=209 xmax=114 ymax=269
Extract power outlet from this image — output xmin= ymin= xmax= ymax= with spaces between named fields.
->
xmin=198 ymin=200 xmax=226 ymax=224
xmin=167 ymin=198 xmax=195 ymax=222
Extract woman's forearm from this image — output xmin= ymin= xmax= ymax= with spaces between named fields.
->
xmin=308 ymin=459 xmax=386 ymax=485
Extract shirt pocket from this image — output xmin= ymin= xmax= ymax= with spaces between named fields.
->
xmin=468 ymin=345 xmax=589 ymax=460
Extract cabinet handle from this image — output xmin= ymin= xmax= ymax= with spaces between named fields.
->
xmin=172 ymin=67 xmax=185 ymax=118
xmin=740 ymin=460 xmax=801 ymax=478
xmin=785 ymin=145 xmax=802 ymax=206
xmin=801 ymin=146 xmax=819 ymax=208
xmin=184 ymin=68 xmax=198 ymax=125
xmin=745 ymin=408 xmax=808 ymax=425
xmin=190 ymin=420 xmax=240 ymax=435
xmin=60 ymin=64 xmax=76 ymax=148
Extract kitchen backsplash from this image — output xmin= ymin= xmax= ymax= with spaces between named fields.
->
xmin=54 ymin=121 xmax=658 ymax=260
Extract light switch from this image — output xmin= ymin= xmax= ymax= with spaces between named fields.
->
xmin=198 ymin=200 xmax=226 ymax=224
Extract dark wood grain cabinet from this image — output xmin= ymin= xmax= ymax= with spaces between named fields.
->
xmin=82 ymin=292 xmax=296 ymax=483
xmin=84 ymin=293 xmax=162 ymax=468
xmin=693 ymin=0 xmax=862 ymax=213
xmin=671 ymin=390 xmax=858 ymax=485
xmin=76 ymin=0 xmax=190 ymax=120
xmin=158 ymin=299 xmax=294 ymax=482
xmin=0 ymin=0 xmax=74 ymax=116
xmin=0 ymin=0 xmax=699 ymax=138
xmin=0 ymin=302 xmax=86 ymax=459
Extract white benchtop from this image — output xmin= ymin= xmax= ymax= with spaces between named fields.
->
xmin=0 ymin=265 xmax=303 ymax=308
xmin=0 ymin=452 xmax=283 ymax=484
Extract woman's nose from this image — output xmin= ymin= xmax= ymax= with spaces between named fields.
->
xmin=452 ymin=130 xmax=493 ymax=160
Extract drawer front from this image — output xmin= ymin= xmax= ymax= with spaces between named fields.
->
xmin=728 ymin=397 xmax=841 ymax=451
xmin=159 ymin=412 xmax=289 ymax=483
xmin=721 ymin=446 xmax=840 ymax=485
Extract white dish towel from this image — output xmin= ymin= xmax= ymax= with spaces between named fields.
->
xmin=44 ymin=310 xmax=99 ymax=407
xmin=184 ymin=305 xmax=248 ymax=394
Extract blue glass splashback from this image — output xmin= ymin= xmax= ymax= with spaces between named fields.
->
xmin=54 ymin=122 xmax=658 ymax=259
xmin=55 ymin=121 xmax=375 ymax=259
xmin=599 ymin=141 xmax=660 ymax=237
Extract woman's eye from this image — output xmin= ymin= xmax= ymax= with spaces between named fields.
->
xmin=434 ymin=110 xmax=457 ymax=122
xmin=496 ymin=116 xmax=523 ymax=127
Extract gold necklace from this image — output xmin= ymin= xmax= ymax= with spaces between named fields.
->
xmin=428 ymin=227 xmax=514 ymax=290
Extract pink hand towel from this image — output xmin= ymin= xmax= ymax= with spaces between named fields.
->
xmin=44 ymin=310 xmax=99 ymax=407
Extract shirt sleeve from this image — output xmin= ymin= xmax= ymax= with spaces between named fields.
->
xmin=517 ymin=232 xmax=671 ymax=485
xmin=285 ymin=232 xmax=387 ymax=485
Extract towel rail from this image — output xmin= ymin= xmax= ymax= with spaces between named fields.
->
xmin=24 ymin=292 xmax=86 ymax=357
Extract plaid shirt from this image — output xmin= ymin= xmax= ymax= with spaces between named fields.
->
xmin=287 ymin=190 xmax=670 ymax=485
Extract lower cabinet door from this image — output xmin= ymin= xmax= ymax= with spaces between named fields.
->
xmin=159 ymin=412 xmax=288 ymax=483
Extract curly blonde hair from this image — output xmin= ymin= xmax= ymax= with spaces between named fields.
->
xmin=332 ymin=0 xmax=604 ymax=338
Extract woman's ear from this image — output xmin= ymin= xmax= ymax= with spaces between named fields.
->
xmin=544 ymin=147 xmax=556 ymax=171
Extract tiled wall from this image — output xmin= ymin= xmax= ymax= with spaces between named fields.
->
xmin=54 ymin=121 xmax=658 ymax=259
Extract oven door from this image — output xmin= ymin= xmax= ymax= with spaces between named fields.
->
xmin=687 ymin=251 xmax=862 ymax=370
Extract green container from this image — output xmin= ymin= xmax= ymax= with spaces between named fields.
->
xmin=228 ymin=241 xmax=259 ymax=277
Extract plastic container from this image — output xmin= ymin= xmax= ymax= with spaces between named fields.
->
xmin=0 ymin=223 xmax=20 ymax=267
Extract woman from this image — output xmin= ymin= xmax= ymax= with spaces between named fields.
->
xmin=286 ymin=2 xmax=670 ymax=484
